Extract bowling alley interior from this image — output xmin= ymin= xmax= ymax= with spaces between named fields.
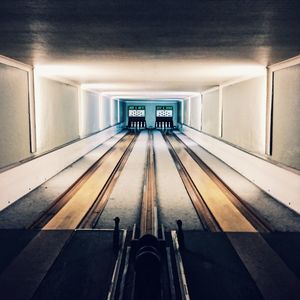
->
xmin=0 ymin=1 xmax=300 ymax=300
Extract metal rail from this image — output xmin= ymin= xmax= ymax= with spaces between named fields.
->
xmin=171 ymin=230 xmax=190 ymax=300
xmin=107 ymin=229 xmax=127 ymax=300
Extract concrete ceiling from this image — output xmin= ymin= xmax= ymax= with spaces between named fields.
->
xmin=1 ymin=0 xmax=300 ymax=97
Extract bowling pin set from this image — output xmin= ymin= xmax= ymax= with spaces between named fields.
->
xmin=127 ymin=105 xmax=174 ymax=129
xmin=128 ymin=120 xmax=146 ymax=129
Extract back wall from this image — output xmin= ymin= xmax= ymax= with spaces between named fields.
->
xmin=123 ymin=101 xmax=179 ymax=128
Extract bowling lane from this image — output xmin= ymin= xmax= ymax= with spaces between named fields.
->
xmin=43 ymin=134 xmax=135 ymax=229
xmin=153 ymin=130 xmax=203 ymax=231
xmin=95 ymin=131 xmax=148 ymax=229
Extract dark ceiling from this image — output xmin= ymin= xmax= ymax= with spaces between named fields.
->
xmin=1 ymin=0 xmax=300 ymax=65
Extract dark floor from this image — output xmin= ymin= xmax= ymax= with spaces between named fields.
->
xmin=0 ymin=230 xmax=299 ymax=300
xmin=0 ymin=230 xmax=119 ymax=300
xmin=180 ymin=231 xmax=300 ymax=300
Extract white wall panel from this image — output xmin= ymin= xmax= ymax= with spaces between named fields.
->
xmin=100 ymin=95 xmax=111 ymax=129
xmin=35 ymin=77 xmax=79 ymax=153
xmin=112 ymin=99 xmax=118 ymax=125
xmin=80 ymin=90 xmax=100 ymax=137
xmin=0 ymin=63 xmax=32 ymax=168
xmin=190 ymin=95 xmax=201 ymax=130
xmin=183 ymin=98 xmax=190 ymax=125
xmin=202 ymin=90 xmax=220 ymax=137
xmin=222 ymin=76 xmax=266 ymax=154
xmin=272 ymin=64 xmax=300 ymax=170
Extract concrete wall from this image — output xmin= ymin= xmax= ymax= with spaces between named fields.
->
xmin=184 ymin=76 xmax=266 ymax=155
xmin=0 ymin=63 xmax=32 ymax=168
xmin=183 ymin=98 xmax=190 ymax=125
xmin=124 ymin=101 xmax=178 ymax=127
xmin=80 ymin=90 xmax=100 ymax=137
xmin=222 ymin=76 xmax=266 ymax=154
xmin=272 ymin=63 xmax=300 ymax=170
xmin=35 ymin=76 xmax=80 ymax=153
xmin=202 ymin=89 xmax=220 ymax=137
xmin=111 ymin=99 xmax=119 ymax=126
xmin=100 ymin=95 xmax=111 ymax=129
xmin=190 ymin=95 xmax=201 ymax=130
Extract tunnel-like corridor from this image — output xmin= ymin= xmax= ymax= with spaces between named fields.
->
xmin=0 ymin=1 xmax=300 ymax=299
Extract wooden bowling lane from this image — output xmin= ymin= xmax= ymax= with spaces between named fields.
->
xmin=44 ymin=133 xmax=135 ymax=230
xmin=166 ymin=134 xmax=256 ymax=232
xmin=140 ymin=130 xmax=158 ymax=236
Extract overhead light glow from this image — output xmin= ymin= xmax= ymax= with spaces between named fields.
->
xmin=34 ymin=59 xmax=265 ymax=94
